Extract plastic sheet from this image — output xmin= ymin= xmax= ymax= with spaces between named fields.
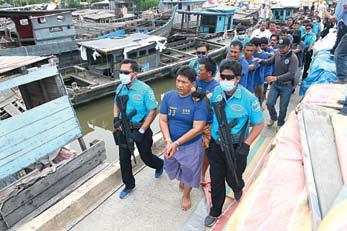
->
xmin=300 ymin=50 xmax=337 ymax=96
xmin=223 ymin=113 xmax=311 ymax=231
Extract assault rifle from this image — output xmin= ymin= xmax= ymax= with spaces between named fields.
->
xmin=116 ymin=94 xmax=137 ymax=165
xmin=212 ymin=100 xmax=239 ymax=187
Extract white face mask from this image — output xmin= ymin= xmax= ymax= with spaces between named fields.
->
xmin=119 ymin=73 xmax=132 ymax=85
xmin=220 ymin=80 xmax=235 ymax=92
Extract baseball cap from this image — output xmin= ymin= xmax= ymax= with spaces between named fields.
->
xmin=278 ymin=37 xmax=291 ymax=48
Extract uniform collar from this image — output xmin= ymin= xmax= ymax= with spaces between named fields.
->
xmin=125 ymin=79 xmax=140 ymax=91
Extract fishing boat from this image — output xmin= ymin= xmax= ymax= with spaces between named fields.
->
xmin=0 ymin=56 xmax=106 ymax=230
xmin=62 ymin=33 xmax=226 ymax=105
xmin=0 ymin=9 xmax=80 ymax=68
xmin=73 ymin=6 xmax=177 ymax=39
xmin=175 ymin=6 xmax=235 ymax=36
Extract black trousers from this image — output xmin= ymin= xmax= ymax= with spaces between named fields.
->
xmin=114 ymin=128 xmax=163 ymax=189
xmin=332 ymin=21 xmax=347 ymax=55
xmin=302 ymin=49 xmax=313 ymax=80
xmin=206 ymin=139 xmax=247 ymax=217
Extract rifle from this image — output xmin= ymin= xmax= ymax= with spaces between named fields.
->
xmin=116 ymin=94 xmax=137 ymax=165
xmin=212 ymin=100 xmax=240 ymax=187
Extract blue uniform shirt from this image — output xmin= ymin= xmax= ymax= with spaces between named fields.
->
xmin=245 ymin=58 xmax=260 ymax=93
xmin=302 ymin=32 xmax=317 ymax=48
xmin=239 ymin=57 xmax=249 ymax=89
xmin=232 ymin=36 xmax=251 ymax=48
xmin=195 ymin=78 xmax=219 ymax=94
xmin=312 ymin=23 xmax=322 ymax=37
xmin=160 ymin=91 xmax=208 ymax=146
xmin=189 ymin=58 xmax=200 ymax=74
xmin=195 ymin=78 xmax=219 ymax=123
xmin=253 ymin=51 xmax=268 ymax=84
xmin=263 ymin=48 xmax=275 ymax=77
xmin=115 ymin=80 xmax=158 ymax=123
xmin=210 ymin=85 xmax=264 ymax=142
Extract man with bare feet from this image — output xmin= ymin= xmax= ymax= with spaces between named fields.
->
xmin=159 ymin=66 xmax=208 ymax=210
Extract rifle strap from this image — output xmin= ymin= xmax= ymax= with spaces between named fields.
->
xmin=238 ymin=119 xmax=249 ymax=145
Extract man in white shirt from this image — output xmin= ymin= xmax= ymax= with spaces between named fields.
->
xmin=251 ymin=21 xmax=272 ymax=39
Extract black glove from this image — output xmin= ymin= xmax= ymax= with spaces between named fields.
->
xmin=113 ymin=117 xmax=121 ymax=129
xmin=236 ymin=143 xmax=250 ymax=156
xmin=192 ymin=89 xmax=206 ymax=100
xmin=132 ymin=130 xmax=145 ymax=143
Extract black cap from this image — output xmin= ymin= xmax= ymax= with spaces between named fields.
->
xmin=278 ymin=37 xmax=291 ymax=48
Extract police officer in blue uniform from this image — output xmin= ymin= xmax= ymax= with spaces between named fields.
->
xmin=204 ymin=60 xmax=264 ymax=227
xmin=113 ymin=59 xmax=164 ymax=199
xmin=189 ymin=42 xmax=210 ymax=74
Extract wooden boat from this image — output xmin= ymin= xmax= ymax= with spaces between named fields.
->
xmin=175 ymin=6 xmax=235 ymax=34
xmin=62 ymin=33 xmax=226 ymax=106
xmin=0 ymin=56 xmax=106 ymax=230
xmin=0 ymin=9 xmax=80 ymax=68
xmin=73 ymin=6 xmax=177 ymax=39
xmin=233 ymin=8 xmax=258 ymax=27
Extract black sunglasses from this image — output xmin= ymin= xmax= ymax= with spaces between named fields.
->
xmin=196 ymin=51 xmax=206 ymax=55
xmin=220 ymin=74 xmax=236 ymax=80
xmin=119 ymin=70 xmax=132 ymax=75
xmin=305 ymin=27 xmax=312 ymax=30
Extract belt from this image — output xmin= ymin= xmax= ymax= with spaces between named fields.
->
xmin=276 ymin=81 xmax=292 ymax=85
xmin=130 ymin=122 xmax=143 ymax=129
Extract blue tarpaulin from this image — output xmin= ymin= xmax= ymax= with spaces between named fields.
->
xmin=300 ymin=50 xmax=337 ymax=96
xmin=97 ymin=29 xmax=126 ymax=39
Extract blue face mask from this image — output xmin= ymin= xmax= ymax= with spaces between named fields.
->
xmin=220 ymin=80 xmax=236 ymax=92
xmin=197 ymin=54 xmax=207 ymax=59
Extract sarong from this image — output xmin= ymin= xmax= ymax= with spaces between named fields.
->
xmin=164 ymin=139 xmax=204 ymax=188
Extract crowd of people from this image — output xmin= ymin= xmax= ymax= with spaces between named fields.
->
xmin=111 ymin=1 xmax=346 ymax=228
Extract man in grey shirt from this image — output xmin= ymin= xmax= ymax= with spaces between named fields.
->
xmin=255 ymin=37 xmax=299 ymax=128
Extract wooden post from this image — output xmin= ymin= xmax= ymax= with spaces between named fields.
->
xmin=78 ymin=137 xmax=87 ymax=151
xmin=186 ymin=13 xmax=189 ymax=30
xmin=181 ymin=13 xmax=184 ymax=30
xmin=195 ymin=15 xmax=200 ymax=33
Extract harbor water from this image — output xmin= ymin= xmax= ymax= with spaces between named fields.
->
xmin=74 ymin=77 xmax=176 ymax=162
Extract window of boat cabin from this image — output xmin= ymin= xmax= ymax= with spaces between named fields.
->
xmin=128 ymin=52 xmax=137 ymax=59
xmin=38 ymin=17 xmax=46 ymax=24
xmin=148 ymin=48 xmax=156 ymax=55
xmin=139 ymin=50 xmax=147 ymax=56
xmin=57 ymin=15 xmax=65 ymax=23
xmin=19 ymin=18 xmax=29 ymax=26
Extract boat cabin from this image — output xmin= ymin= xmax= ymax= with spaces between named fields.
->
xmin=0 ymin=10 xmax=81 ymax=68
xmin=177 ymin=6 xmax=235 ymax=33
xmin=272 ymin=6 xmax=299 ymax=21
xmin=159 ymin=0 xmax=205 ymax=24
xmin=78 ymin=33 xmax=167 ymax=78
xmin=0 ymin=9 xmax=75 ymax=46
xmin=0 ymin=56 xmax=106 ymax=229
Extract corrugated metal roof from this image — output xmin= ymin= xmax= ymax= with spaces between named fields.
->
xmin=0 ymin=56 xmax=49 ymax=75
xmin=78 ymin=33 xmax=166 ymax=53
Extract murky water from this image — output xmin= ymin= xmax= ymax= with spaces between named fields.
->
xmin=76 ymin=77 xmax=176 ymax=134
xmin=74 ymin=77 xmax=176 ymax=162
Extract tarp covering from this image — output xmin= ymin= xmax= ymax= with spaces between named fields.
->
xmin=300 ymin=50 xmax=337 ymax=96
xmin=213 ymin=84 xmax=347 ymax=231
xmin=299 ymin=29 xmax=338 ymax=96
xmin=97 ymin=29 xmax=126 ymax=39
xmin=222 ymin=112 xmax=311 ymax=231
